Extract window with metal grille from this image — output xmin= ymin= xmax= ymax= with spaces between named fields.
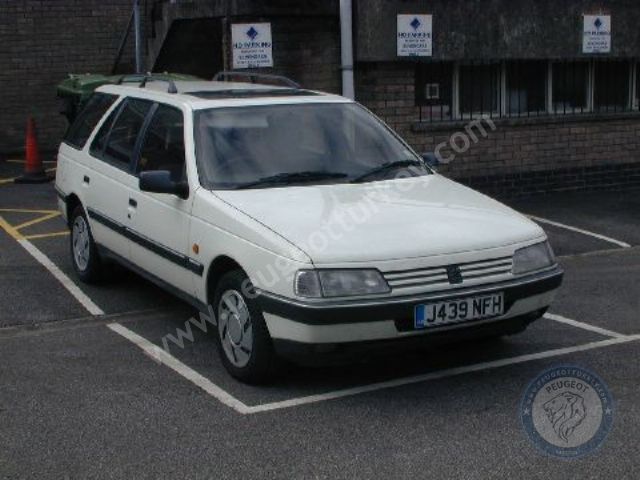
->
xmin=636 ymin=62 xmax=640 ymax=110
xmin=594 ymin=60 xmax=631 ymax=112
xmin=415 ymin=62 xmax=453 ymax=122
xmin=505 ymin=61 xmax=547 ymax=115
xmin=459 ymin=63 xmax=500 ymax=117
xmin=552 ymin=61 xmax=589 ymax=114
xmin=414 ymin=58 xmax=638 ymax=122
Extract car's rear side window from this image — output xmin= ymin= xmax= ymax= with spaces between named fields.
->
xmin=89 ymin=103 xmax=121 ymax=159
xmin=90 ymin=98 xmax=153 ymax=171
xmin=63 ymin=93 xmax=117 ymax=150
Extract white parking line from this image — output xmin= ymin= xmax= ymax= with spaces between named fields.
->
xmin=18 ymin=238 xmax=105 ymax=316
xmin=544 ymin=312 xmax=626 ymax=338
xmin=0 ymin=214 xmax=104 ymax=316
xmin=106 ymin=323 xmax=253 ymax=415
xmin=528 ymin=215 xmax=631 ymax=248
xmin=5 ymin=215 xmax=636 ymax=415
xmin=246 ymin=334 xmax=640 ymax=414
xmin=107 ymin=317 xmax=640 ymax=415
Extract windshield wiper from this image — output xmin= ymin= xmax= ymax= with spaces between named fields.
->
xmin=234 ymin=171 xmax=348 ymax=189
xmin=350 ymin=159 xmax=426 ymax=183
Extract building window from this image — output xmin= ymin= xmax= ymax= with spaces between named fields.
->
xmin=415 ymin=62 xmax=453 ymax=121
xmin=413 ymin=58 xmax=638 ymax=122
xmin=459 ymin=63 xmax=500 ymax=117
xmin=594 ymin=60 xmax=631 ymax=112
xmin=505 ymin=61 xmax=547 ymax=115
xmin=635 ymin=62 xmax=640 ymax=110
xmin=552 ymin=61 xmax=589 ymax=113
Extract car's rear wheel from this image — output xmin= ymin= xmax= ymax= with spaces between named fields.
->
xmin=70 ymin=205 xmax=103 ymax=283
xmin=213 ymin=270 xmax=278 ymax=383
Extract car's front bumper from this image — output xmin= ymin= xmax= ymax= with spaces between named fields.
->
xmin=256 ymin=266 xmax=563 ymax=360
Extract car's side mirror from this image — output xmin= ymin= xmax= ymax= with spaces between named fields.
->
xmin=422 ymin=152 xmax=441 ymax=170
xmin=139 ymin=170 xmax=189 ymax=199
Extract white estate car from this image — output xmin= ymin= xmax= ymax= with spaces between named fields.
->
xmin=55 ymin=75 xmax=563 ymax=383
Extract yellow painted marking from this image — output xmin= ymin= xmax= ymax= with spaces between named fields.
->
xmin=13 ymin=211 xmax=60 ymax=230
xmin=0 ymin=208 xmax=58 ymax=214
xmin=0 ymin=215 xmax=24 ymax=240
xmin=23 ymin=231 xmax=69 ymax=240
xmin=0 ymin=208 xmax=66 ymax=241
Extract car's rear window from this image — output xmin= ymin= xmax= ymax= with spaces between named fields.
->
xmin=63 ymin=93 xmax=118 ymax=150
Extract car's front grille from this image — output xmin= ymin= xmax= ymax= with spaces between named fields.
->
xmin=383 ymin=256 xmax=513 ymax=292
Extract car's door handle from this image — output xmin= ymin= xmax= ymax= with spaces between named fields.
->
xmin=83 ymin=175 xmax=90 ymax=184
xmin=129 ymin=198 xmax=137 ymax=208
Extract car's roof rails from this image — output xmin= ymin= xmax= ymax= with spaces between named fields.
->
xmin=116 ymin=74 xmax=178 ymax=94
xmin=213 ymin=71 xmax=300 ymax=89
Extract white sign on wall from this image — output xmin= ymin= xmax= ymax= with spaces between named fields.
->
xmin=231 ymin=23 xmax=273 ymax=68
xmin=397 ymin=14 xmax=432 ymax=57
xmin=583 ymin=15 xmax=611 ymax=53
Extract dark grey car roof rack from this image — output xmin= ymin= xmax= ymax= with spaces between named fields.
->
xmin=116 ymin=74 xmax=178 ymax=94
xmin=213 ymin=71 xmax=300 ymax=89
xmin=187 ymin=89 xmax=319 ymax=100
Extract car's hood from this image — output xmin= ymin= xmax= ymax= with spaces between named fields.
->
xmin=215 ymin=175 xmax=545 ymax=263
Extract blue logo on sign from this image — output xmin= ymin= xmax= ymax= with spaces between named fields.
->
xmin=520 ymin=365 xmax=614 ymax=458
xmin=593 ymin=17 xmax=603 ymax=29
xmin=246 ymin=26 xmax=259 ymax=40
xmin=410 ymin=17 xmax=421 ymax=30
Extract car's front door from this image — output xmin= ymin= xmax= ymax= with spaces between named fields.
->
xmin=127 ymin=102 xmax=198 ymax=297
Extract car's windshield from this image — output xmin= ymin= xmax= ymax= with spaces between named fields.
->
xmin=194 ymin=102 xmax=430 ymax=189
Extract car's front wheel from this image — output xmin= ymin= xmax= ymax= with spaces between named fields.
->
xmin=213 ymin=270 xmax=278 ymax=383
xmin=69 ymin=205 xmax=103 ymax=283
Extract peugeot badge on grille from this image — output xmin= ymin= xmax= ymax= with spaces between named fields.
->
xmin=446 ymin=265 xmax=463 ymax=284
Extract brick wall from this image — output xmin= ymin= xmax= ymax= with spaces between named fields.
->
xmin=0 ymin=0 xmax=139 ymax=154
xmin=0 ymin=3 xmax=340 ymax=155
xmin=356 ymin=62 xmax=640 ymax=196
xmin=2 ymin=2 xmax=638 ymax=196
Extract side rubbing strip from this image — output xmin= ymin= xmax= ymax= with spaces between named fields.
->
xmin=87 ymin=208 xmax=204 ymax=276
xmin=88 ymin=208 xmax=126 ymax=235
xmin=55 ymin=186 xmax=67 ymax=202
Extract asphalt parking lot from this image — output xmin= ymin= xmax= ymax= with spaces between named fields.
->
xmin=1 ymin=156 xmax=639 ymax=479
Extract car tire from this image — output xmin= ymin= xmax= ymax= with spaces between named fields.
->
xmin=69 ymin=205 xmax=103 ymax=283
xmin=213 ymin=269 xmax=279 ymax=384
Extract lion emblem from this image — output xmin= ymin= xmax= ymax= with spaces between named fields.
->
xmin=543 ymin=392 xmax=587 ymax=443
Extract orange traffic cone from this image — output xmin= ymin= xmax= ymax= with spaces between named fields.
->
xmin=15 ymin=117 xmax=51 ymax=184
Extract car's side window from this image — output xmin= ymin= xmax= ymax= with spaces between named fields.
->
xmin=138 ymin=104 xmax=186 ymax=182
xmin=64 ymin=93 xmax=117 ymax=150
xmin=89 ymin=102 xmax=122 ymax=159
xmin=88 ymin=97 xmax=153 ymax=171
xmin=102 ymin=98 xmax=154 ymax=170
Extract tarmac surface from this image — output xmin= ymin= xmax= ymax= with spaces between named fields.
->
xmin=1 ymin=156 xmax=639 ymax=479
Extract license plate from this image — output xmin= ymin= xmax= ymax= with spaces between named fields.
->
xmin=414 ymin=293 xmax=504 ymax=329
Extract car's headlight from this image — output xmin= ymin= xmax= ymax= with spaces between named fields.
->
xmin=512 ymin=241 xmax=555 ymax=275
xmin=294 ymin=269 xmax=390 ymax=298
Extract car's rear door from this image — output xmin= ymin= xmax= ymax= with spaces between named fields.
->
xmin=85 ymin=97 xmax=154 ymax=262
xmin=127 ymin=102 xmax=199 ymax=297
xmin=56 ymin=92 xmax=119 ymax=222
